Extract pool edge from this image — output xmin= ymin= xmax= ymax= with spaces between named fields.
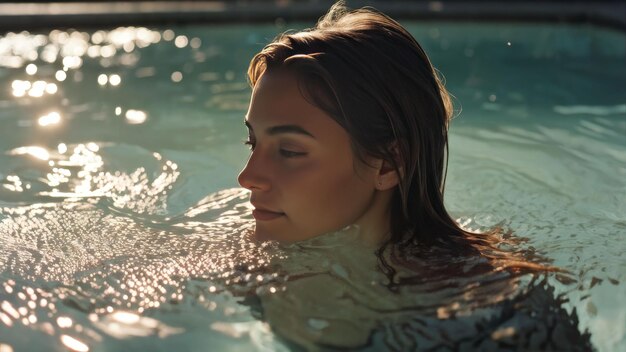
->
xmin=0 ymin=1 xmax=624 ymax=32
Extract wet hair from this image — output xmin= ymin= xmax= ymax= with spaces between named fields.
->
xmin=247 ymin=2 xmax=554 ymax=282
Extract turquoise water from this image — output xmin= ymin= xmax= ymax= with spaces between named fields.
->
xmin=0 ymin=21 xmax=624 ymax=351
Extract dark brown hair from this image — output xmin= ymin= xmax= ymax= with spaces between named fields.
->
xmin=248 ymin=2 xmax=553 ymax=281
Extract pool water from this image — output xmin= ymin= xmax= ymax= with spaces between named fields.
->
xmin=0 ymin=21 xmax=624 ymax=351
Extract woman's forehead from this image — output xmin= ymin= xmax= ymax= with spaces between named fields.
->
xmin=250 ymin=70 xmax=304 ymax=108
xmin=247 ymin=71 xmax=342 ymax=135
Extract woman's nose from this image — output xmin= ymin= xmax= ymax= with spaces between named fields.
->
xmin=237 ymin=153 xmax=271 ymax=191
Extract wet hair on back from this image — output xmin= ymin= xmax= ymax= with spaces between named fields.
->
xmin=248 ymin=1 xmax=554 ymax=281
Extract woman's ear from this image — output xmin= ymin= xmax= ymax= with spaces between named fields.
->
xmin=376 ymin=160 xmax=400 ymax=190
xmin=375 ymin=142 xmax=403 ymax=190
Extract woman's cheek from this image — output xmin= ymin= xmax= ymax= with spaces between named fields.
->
xmin=278 ymin=160 xmax=319 ymax=184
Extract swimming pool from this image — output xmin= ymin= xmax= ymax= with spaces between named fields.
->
xmin=0 ymin=20 xmax=624 ymax=351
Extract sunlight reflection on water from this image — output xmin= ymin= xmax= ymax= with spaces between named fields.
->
xmin=0 ymin=21 xmax=623 ymax=352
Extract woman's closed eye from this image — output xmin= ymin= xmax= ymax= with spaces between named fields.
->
xmin=243 ymin=139 xmax=307 ymax=158
xmin=279 ymin=148 xmax=307 ymax=158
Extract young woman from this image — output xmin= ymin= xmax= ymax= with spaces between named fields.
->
xmin=234 ymin=2 xmax=592 ymax=349
xmin=238 ymin=1 xmax=498 ymax=272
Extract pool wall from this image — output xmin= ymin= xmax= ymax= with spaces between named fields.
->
xmin=0 ymin=1 xmax=625 ymax=32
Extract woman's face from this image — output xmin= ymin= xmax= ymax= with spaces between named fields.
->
xmin=238 ymin=70 xmax=388 ymax=243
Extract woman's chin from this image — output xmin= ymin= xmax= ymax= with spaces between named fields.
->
xmin=252 ymin=228 xmax=271 ymax=242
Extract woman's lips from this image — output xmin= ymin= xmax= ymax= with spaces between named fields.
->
xmin=252 ymin=208 xmax=285 ymax=221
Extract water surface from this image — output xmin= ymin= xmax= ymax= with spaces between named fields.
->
xmin=0 ymin=21 xmax=624 ymax=351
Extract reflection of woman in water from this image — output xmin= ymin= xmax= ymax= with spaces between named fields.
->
xmin=235 ymin=2 xmax=593 ymax=350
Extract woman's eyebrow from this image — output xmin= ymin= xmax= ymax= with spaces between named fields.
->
xmin=244 ymin=120 xmax=316 ymax=139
